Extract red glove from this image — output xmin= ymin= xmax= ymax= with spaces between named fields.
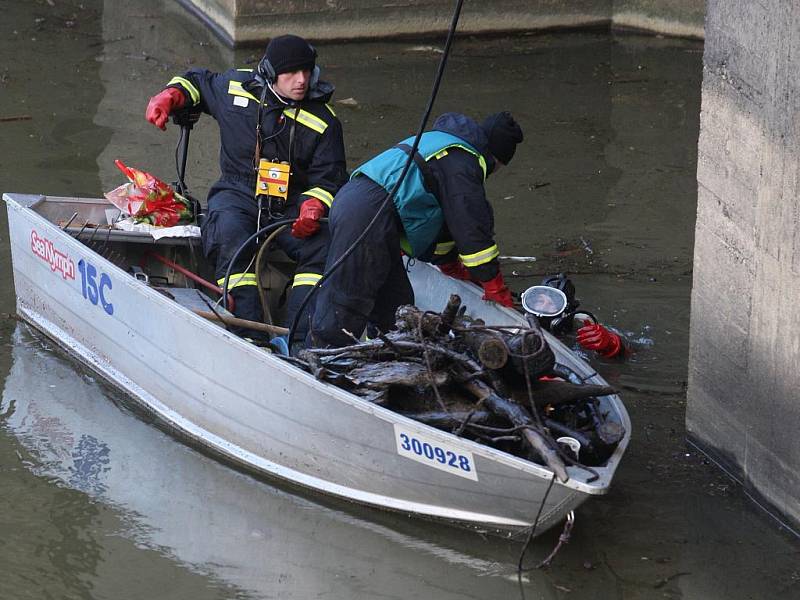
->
xmin=438 ymin=260 xmax=471 ymax=281
xmin=576 ymin=322 xmax=623 ymax=358
xmin=291 ymin=198 xmax=325 ymax=238
xmin=481 ymin=273 xmax=514 ymax=308
xmin=146 ymin=88 xmax=186 ymax=130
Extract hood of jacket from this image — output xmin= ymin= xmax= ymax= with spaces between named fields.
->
xmin=431 ymin=112 xmax=496 ymax=174
xmin=306 ymin=79 xmax=335 ymax=102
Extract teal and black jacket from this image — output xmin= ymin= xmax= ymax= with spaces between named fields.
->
xmin=353 ymin=112 xmax=502 ymax=281
xmin=166 ymin=68 xmax=347 ymax=211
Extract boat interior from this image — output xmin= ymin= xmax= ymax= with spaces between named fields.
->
xmin=38 ymin=195 xmax=293 ymax=327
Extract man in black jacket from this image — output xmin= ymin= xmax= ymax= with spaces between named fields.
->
xmin=145 ymin=35 xmax=347 ymax=343
xmin=309 ymin=111 xmax=523 ymax=348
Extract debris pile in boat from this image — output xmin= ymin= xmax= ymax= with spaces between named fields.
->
xmin=297 ymin=294 xmax=624 ymax=481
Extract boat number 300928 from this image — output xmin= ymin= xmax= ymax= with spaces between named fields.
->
xmin=77 ymin=258 xmax=114 ymax=316
xmin=393 ymin=424 xmax=478 ymax=481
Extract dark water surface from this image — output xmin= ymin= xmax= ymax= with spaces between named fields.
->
xmin=1 ymin=1 xmax=798 ymax=598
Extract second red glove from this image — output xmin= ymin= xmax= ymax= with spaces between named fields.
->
xmin=480 ymin=272 xmax=514 ymax=308
xmin=438 ymin=260 xmax=472 ymax=281
xmin=291 ymin=198 xmax=325 ymax=238
xmin=576 ymin=322 xmax=623 ymax=358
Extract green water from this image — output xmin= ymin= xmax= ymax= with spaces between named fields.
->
xmin=1 ymin=1 xmax=797 ymax=598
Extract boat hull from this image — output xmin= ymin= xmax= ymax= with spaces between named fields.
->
xmin=4 ymin=193 xmax=630 ymax=535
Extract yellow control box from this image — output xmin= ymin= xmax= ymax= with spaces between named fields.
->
xmin=255 ymin=159 xmax=290 ymax=200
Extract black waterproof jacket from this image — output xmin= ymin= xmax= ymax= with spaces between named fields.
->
xmin=166 ymin=68 xmax=347 ymax=210
xmin=421 ymin=112 xmax=501 ymax=282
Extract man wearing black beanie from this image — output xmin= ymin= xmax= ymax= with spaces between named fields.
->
xmin=482 ymin=111 xmax=524 ymax=166
xmin=261 ymin=35 xmax=317 ymax=94
xmin=144 ymin=34 xmax=347 ymax=350
xmin=310 ymin=111 xmax=524 ymax=348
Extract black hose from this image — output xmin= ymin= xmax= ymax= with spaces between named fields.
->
xmin=221 ymin=218 xmax=298 ymax=311
xmin=287 ymin=0 xmax=466 ymax=347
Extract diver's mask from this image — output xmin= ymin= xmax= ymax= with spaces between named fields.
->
xmin=520 ymin=273 xmax=583 ymax=335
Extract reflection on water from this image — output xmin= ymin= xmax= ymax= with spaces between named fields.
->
xmin=1 ymin=325 xmax=545 ymax=599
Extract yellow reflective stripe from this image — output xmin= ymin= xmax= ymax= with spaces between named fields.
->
xmin=283 ymin=108 xmax=327 ymax=134
xmin=399 ymin=237 xmax=413 ymax=257
xmin=434 ymin=241 xmax=456 ymax=255
xmin=325 ymin=103 xmax=337 ymax=116
xmin=459 ymin=244 xmax=499 ymax=267
xmin=168 ymin=77 xmax=200 ymax=105
xmin=292 ymin=272 xmax=323 ymax=287
xmin=477 ymin=155 xmax=488 ymax=179
xmin=236 ymin=68 xmax=254 ymax=72
xmin=217 ymin=273 xmax=258 ymax=289
xmin=227 ymin=81 xmax=261 ymax=103
xmin=426 ymin=144 xmax=487 ymax=180
xmin=304 ymin=187 xmax=334 ymax=208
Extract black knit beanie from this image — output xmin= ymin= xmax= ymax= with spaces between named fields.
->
xmin=482 ymin=112 xmax=524 ymax=165
xmin=265 ymin=34 xmax=316 ymax=76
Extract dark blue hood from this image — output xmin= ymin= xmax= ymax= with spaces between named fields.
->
xmin=431 ymin=112 xmax=496 ymax=174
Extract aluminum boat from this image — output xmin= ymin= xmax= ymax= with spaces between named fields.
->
xmin=3 ymin=192 xmax=630 ymax=536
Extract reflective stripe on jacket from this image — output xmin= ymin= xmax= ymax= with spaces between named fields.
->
xmin=166 ymin=68 xmax=347 ymax=208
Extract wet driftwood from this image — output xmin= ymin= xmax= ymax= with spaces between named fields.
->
xmin=531 ymin=381 xmax=615 ymax=408
xmin=398 ymin=410 xmax=493 ymax=428
xmin=298 ymin=294 xmax=624 ymax=480
xmin=347 ymin=361 xmax=449 ymax=389
xmin=456 ymin=326 xmax=509 ymax=370
xmin=462 ymin=378 xmax=568 ymax=482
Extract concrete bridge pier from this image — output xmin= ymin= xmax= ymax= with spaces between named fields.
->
xmin=688 ymin=0 xmax=800 ymax=534
xmin=176 ymin=0 xmax=704 ymax=47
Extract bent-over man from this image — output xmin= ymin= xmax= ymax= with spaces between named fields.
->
xmin=310 ymin=111 xmax=523 ymax=347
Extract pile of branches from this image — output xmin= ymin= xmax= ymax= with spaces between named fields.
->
xmin=297 ymin=295 xmax=624 ymax=481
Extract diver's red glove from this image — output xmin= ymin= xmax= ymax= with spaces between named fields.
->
xmin=291 ymin=198 xmax=325 ymax=238
xmin=438 ymin=260 xmax=471 ymax=281
xmin=146 ymin=88 xmax=186 ymax=130
xmin=481 ymin=273 xmax=514 ymax=308
xmin=576 ymin=322 xmax=623 ymax=358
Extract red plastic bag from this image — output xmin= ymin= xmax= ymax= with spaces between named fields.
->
xmin=105 ymin=160 xmax=192 ymax=227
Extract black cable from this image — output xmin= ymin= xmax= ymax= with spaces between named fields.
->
xmin=287 ymin=0 xmax=466 ymax=347
xmin=221 ymin=218 xmax=298 ymax=311
xmin=174 ymin=126 xmax=188 ymax=196
xmin=254 ymin=83 xmax=289 ymax=168
xmin=517 ymin=473 xmax=556 ymax=573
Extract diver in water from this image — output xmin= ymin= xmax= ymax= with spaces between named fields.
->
xmin=520 ymin=273 xmax=627 ymax=359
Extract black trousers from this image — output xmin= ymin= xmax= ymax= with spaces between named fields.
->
xmin=201 ymin=180 xmax=329 ymax=339
xmin=310 ymin=177 xmax=414 ymax=347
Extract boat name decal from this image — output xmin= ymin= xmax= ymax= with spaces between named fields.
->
xmin=393 ymin=424 xmax=478 ymax=481
xmin=30 ymin=230 xmax=76 ymax=280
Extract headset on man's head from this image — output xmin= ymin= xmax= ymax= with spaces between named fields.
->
xmin=257 ymin=41 xmax=320 ymax=90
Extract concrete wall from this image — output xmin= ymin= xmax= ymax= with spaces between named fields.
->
xmin=613 ymin=0 xmax=705 ymax=38
xmin=176 ymin=0 xmax=705 ymax=47
xmin=688 ymin=0 xmax=800 ymax=533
